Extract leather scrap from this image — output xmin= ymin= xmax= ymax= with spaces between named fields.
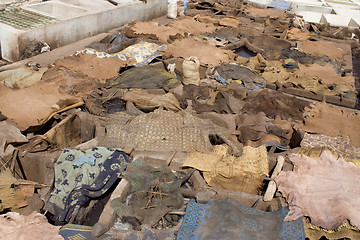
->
xmin=299 ymin=102 xmax=360 ymax=147
xmin=299 ymin=40 xmax=347 ymax=60
xmin=301 ymin=133 xmax=360 ymax=163
xmin=218 ymin=17 xmax=241 ymax=28
xmin=55 ymin=53 xmax=135 ymax=83
xmin=246 ymin=54 xmax=291 ymax=84
xmin=0 ymin=169 xmax=37 ymax=212
xmin=296 ymin=63 xmax=355 ymax=88
xmin=0 ymin=65 xmax=47 ymax=89
xmin=101 ymin=110 xmax=242 ymax=154
xmin=183 ymin=145 xmax=268 ymax=194
xmin=129 ymin=21 xmax=183 ymax=42
xmin=121 ymin=89 xmax=182 ymax=111
xmin=0 ymin=121 xmax=28 ymax=161
xmin=303 ymin=217 xmax=360 ymax=240
xmin=111 ymin=159 xmax=183 ymax=227
xmin=41 ymin=66 xmax=101 ymax=96
xmin=169 ymin=17 xmax=218 ymax=35
xmin=0 ymin=82 xmax=82 ymax=131
xmin=236 ymin=112 xmax=293 ymax=148
xmin=160 ymin=38 xmax=236 ymax=66
xmin=244 ymin=6 xmax=288 ymax=19
xmin=242 ymin=89 xmax=309 ymax=122
xmin=0 ymin=212 xmax=63 ymax=240
xmin=107 ymin=65 xmax=180 ymax=89
xmin=286 ymin=28 xmax=311 ymax=41
xmin=276 ymin=150 xmax=360 ymax=230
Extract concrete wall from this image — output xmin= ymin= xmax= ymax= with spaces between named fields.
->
xmin=0 ymin=24 xmax=23 ymax=61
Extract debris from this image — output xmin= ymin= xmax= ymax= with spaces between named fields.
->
xmin=40 ymin=43 xmax=51 ymax=53
xmin=0 ymin=0 xmax=359 ymax=238
xmin=167 ymin=0 xmax=177 ymax=19
xmin=20 ymin=41 xmax=47 ymax=60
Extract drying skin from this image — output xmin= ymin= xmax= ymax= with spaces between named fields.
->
xmin=0 ymin=65 xmax=47 ymax=88
xmin=295 ymin=63 xmax=354 ymax=88
xmin=0 ymin=212 xmax=63 ymax=240
xmin=276 ymin=150 xmax=360 ymax=230
xmin=242 ymin=89 xmax=309 ymax=122
xmin=55 ymin=53 xmax=135 ymax=82
xmin=183 ymin=145 xmax=268 ymax=194
xmin=0 ymin=82 xmax=82 ymax=131
xmin=121 ymin=89 xmax=182 ymax=112
xmin=299 ymin=102 xmax=360 ymax=147
xmin=41 ymin=66 xmax=101 ymax=96
xmin=161 ymin=38 xmax=236 ymax=66
xmin=102 ymin=110 xmax=242 ymax=155
xmin=299 ymin=40 xmax=348 ymax=60
xmin=301 ymin=133 xmax=360 ymax=163
xmin=129 ymin=21 xmax=184 ymax=42
xmin=128 ymin=17 xmax=217 ymax=42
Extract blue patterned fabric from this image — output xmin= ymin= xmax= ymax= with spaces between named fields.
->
xmin=49 ymin=147 xmax=130 ymax=223
xmin=177 ymin=198 xmax=305 ymax=240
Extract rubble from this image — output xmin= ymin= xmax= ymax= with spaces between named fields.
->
xmin=0 ymin=0 xmax=360 ymax=239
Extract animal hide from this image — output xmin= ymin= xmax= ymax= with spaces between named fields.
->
xmin=276 ymin=150 xmax=360 ymax=230
xmin=299 ymin=102 xmax=360 ymax=147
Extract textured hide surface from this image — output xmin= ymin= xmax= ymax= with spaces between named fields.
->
xmin=276 ymin=150 xmax=360 ymax=230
